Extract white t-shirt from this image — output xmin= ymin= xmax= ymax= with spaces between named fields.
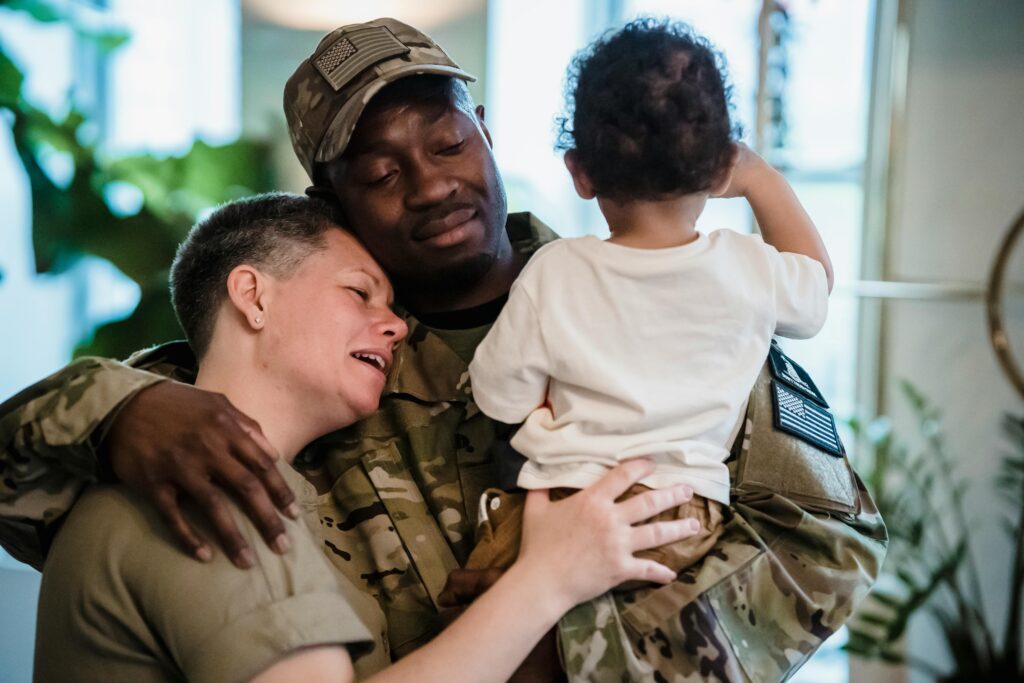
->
xmin=468 ymin=230 xmax=828 ymax=503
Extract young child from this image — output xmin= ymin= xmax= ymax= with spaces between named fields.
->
xmin=467 ymin=19 xmax=833 ymax=583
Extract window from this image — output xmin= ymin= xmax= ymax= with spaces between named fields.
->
xmin=489 ymin=0 xmax=875 ymax=433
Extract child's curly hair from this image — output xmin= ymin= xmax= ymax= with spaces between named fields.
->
xmin=557 ymin=18 xmax=740 ymax=201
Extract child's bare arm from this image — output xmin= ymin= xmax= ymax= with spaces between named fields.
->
xmin=715 ymin=143 xmax=834 ymax=292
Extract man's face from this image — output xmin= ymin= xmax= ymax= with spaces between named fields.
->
xmin=325 ymin=97 xmax=508 ymax=294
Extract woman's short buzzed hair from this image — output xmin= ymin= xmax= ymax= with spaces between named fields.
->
xmin=170 ymin=192 xmax=341 ymax=358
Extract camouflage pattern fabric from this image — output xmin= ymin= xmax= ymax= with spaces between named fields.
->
xmin=558 ymin=443 xmax=886 ymax=682
xmin=557 ymin=365 xmax=888 ymax=682
xmin=0 ymin=211 xmax=886 ymax=681
xmin=300 ymin=211 xmax=552 ymax=657
xmin=0 ymin=356 xmax=169 ymax=569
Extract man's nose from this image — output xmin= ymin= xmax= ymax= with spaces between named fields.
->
xmin=406 ymin=160 xmax=458 ymax=208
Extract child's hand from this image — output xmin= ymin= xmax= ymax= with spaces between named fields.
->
xmin=711 ymin=142 xmax=773 ymax=199
xmin=713 ymin=142 xmax=835 ymax=291
xmin=516 ymin=459 xmax=697 ymax=612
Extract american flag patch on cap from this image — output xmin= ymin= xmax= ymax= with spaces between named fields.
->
xmin=314 ymin=26 xmax=411 ymax=91
xmin=771 ymin=381 xmax=844 ymax=456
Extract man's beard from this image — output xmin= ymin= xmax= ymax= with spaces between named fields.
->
xmin=390 ymin=179 xmax=508 ymax=308
xmin=392 ymin=250 xmax=498 ymax=300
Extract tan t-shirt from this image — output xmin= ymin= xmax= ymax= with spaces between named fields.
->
xmin=35 ymin=462 xmax=389 ymax=683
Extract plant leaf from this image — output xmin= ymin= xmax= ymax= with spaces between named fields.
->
xmin=0 ymin=46 xmax=24 ymax=107
xmin=4 ymin=0 xmax=64 ymax=23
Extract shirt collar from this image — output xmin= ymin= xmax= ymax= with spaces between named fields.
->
xmin=384 ymin=211 xmax=558 ymax=402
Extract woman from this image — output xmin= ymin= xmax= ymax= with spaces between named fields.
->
xmin=34 ymin=193 xmax=697 ymax=683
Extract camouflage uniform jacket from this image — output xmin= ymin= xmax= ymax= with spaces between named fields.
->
xmin=0 ymin=212 xmax=887 ymax=681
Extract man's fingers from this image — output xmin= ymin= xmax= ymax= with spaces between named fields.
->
xmin=181 ymin=475 xmax=256 ymax=569
xmin=437 ymin=585 xmax=462 ymax=609
xmin=438 ymin=569 xmax=472 ymax=608
xmin=231 ymin=407 xmax=280 ymax=460
xmin=438 ymin=568 xmax=504 ymax=607
xmin=630 ymin=518 xmax=700 ymax=553
xmin=226 ymin=419 xmax=299 ymax=520
xmin=212 ymin=457 xmax=291 ymax=555
xmin=590 ymin=458 xmax=656 ymax=500
xmin=470 ymin=567 xmax=503 ymax=593
xmin=436 ymin=605 xmax=467 ymax=627
xmin=151 ymin=485 xmax=212 ymax=562
xmin=618 ymin=484 xmax=692 ymax=524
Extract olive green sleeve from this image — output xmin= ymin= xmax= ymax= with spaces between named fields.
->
xmin=0 ymin=356 xmax=170 ymax=569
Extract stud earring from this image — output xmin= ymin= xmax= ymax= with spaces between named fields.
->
xmin=254 ymin=317 xmax=262 ymax=325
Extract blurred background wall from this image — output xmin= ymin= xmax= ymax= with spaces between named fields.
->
xmin=1 ymin=1 xmax=1022 ymax=681
xmin=874 ymin=2 xmax=1024 ymax=681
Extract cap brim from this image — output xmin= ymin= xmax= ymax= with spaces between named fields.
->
xmin=314 ymin=63 xmax=477 ymax=165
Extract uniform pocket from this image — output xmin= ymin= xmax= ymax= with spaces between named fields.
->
xmin=704 ymin=507 xmax=828 ymax=682
xmin=614 ymin=495 xmax=834 ymax=682
xmin=617 ymin=505 xmax=764 ymax=638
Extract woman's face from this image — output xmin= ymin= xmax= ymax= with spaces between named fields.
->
xmin=261 ymin=228 xmax=407 ymax=427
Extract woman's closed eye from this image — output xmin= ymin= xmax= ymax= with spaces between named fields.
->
xmin=347 ymin=287 xmax=370 ymax=302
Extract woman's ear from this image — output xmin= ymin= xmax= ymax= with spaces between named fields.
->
xmin=564 ymin=150 xmax=596 ymax=200
xmin=225 ymin=264 xmax=267 ymax=330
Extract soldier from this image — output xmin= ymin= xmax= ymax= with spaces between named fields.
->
xmin=33 ymin=192 xmax=697 ymax=683
xmin=0 ymin=17 xmax=886 ymax=683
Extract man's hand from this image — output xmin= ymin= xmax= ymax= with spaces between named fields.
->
xmin=439 ymin=568 xmax=565 ymax=682
xmin=105 ymin=381 xmax=300 ymax=568
xmin=437 ymin=567 xmax=504 ymax=611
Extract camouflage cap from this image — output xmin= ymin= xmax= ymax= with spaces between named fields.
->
xmin=284 ymin=17 xmax=476 ymax=180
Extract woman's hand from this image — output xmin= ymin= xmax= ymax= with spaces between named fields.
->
xmin=516 ymin=458 xmax=698 ymax=613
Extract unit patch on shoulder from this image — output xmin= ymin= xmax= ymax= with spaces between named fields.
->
xmin=771 ymin=380 xmax=844 ymax=457
xmin=768 ymin=341 xmax=828 ymax=407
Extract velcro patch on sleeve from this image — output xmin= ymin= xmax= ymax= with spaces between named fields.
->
xmin=768 ymin=342 xmax=828 ymax=407
xmin=771 ymin=380 xmax=844 ymax=457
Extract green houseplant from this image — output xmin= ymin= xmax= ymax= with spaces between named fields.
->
xmin=0 ymin=0 xmax=276 ymax=359
xmin=846 ymin=382 xmax=1024 ymax=681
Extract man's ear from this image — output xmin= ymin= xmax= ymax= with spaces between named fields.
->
xmin=564 ymin=150 xmax=596 ymax=200
xmin=225 ymin=264 xmax=268 ymax=330
xmin=474 ymin=104 xmax=493 ymax=148
xmin=313 ymin=162 xmax=353 ymax=229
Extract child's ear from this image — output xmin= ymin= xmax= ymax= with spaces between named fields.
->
xmin=564 ymin=151 xmax=596 ymax=200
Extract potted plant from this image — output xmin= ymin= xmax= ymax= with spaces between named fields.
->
xmin=0 ymin=0 xmax=276 ymax=359
xmin=846 ymin=382 xmax=1024 ymax=682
